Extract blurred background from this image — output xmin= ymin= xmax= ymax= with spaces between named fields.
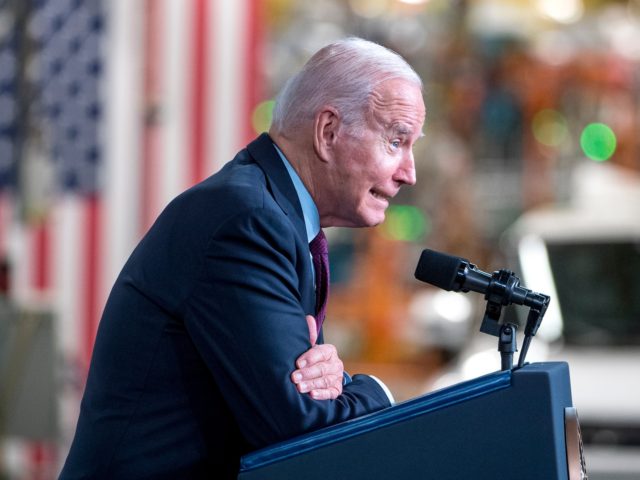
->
xmin=0 ymin=0 xmax=639 ymax=478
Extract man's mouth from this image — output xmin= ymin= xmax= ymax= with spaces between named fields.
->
xmin=370 ymin=189 xmax=391 ymax=202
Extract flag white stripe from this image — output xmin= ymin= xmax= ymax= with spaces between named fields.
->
xmin=210 ymin=0 xmax=251 ymax=174
xmin=9 ymin=222 xmax=34 ymax=306
xmin=52 ymin=195 xmax=85 ymax=454
xmin=102 ymin=0 xmax=145 ymax=295
xmin=52 ymin=195 xmax=84 ymax=359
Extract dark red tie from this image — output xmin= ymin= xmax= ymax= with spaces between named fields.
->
xmin=309 ymin=230 xmax=330 ymax=333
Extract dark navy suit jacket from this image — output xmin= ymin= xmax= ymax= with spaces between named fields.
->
xmin=59 ymin=134 xmax=391 ymax=479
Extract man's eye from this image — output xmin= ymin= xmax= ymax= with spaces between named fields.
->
xmin=391 ymin=140 xmax=401 ymax=149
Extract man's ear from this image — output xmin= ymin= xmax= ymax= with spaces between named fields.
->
xmin=313 ymin=107 xmax=340 ymax=162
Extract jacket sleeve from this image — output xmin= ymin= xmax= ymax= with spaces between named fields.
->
xmin=181 ymin=207 xmax=391 ymax=449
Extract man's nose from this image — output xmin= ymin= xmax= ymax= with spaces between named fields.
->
xmin=394 ymin=151 xmax=416 ymax=186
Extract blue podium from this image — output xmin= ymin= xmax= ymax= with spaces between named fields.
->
xmin=238 ymin=362 xmax=582 ymax=479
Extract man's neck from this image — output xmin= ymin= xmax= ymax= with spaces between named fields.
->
xmin=270 ymin=132 xmax=320 ymax=242
xmin=269 ymin=130 xmax=318 ymax=203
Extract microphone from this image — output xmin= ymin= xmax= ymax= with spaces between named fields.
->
xmin=415 ymin=249 xmax=537 ymax=307
xmin=415 ymin=248 xmax=550 ymax=368
xmin=414 ymin=249 xmax=546 ymax=312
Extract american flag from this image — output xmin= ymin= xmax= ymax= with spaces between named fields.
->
xmin=0 ymin=0 xmax=265 ymax=476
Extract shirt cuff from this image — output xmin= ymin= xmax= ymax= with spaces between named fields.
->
xmin=368 ymin=375 xmax=395 ymax=405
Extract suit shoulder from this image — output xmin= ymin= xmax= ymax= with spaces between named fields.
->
xmin=164 ymin=158 xmax=274 ymax=229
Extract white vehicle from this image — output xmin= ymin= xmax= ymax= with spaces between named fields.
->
xmin=421 ymin=163 xmax=640 ymax=479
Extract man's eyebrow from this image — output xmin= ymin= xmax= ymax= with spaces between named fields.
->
xmin=389 ymin=123 xmax=425 ymax=140
xmin=390 ymin=123 xmax=411 ymax=136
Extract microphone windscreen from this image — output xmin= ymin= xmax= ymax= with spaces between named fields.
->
xmin=414 ymin=249 xmax=465 ymax=291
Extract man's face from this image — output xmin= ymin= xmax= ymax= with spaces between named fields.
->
xmin=322 ymin=78 xmax=425 ymax=228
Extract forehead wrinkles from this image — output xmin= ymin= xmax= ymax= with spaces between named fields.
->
xmin=367 ymin=85 xmax=425 ymax=132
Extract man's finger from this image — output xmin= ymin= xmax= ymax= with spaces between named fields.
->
xmin=306 ymin=315 xmax=318 ymax=346
xmin=295 ymin=375 xmax=342 ymax=393
xmin=296 ymin=344 xmax=335 ymax=369
xmin=291 ymin=362 xmax=336 ymax=383
xmin=293 ymin=364 xmax=327 ymax=383
xmin=293 ymin=359 xmax=344 ymax=382
xmin=310 ymin=385 xmax=342 ymax=400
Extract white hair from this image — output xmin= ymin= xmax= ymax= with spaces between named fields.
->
xmin=271 ymin=37 xmax=422 ymax=136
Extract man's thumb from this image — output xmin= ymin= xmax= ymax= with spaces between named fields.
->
xmin=306 ymin=315 xmax=318 ymax=346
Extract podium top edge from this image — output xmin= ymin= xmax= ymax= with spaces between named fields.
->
xmin=240 ymin=367 xmax=515 ymax=472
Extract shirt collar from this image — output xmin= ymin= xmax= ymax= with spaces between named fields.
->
xmin=273 ymin=143 xmax=320 ymax=243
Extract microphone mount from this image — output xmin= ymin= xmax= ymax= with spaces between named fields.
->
xmin=476 ymin=267 xmax=550 ymax=370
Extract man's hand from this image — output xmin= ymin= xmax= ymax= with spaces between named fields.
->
xmin=291 ymin=315 xmax=344 ymax=400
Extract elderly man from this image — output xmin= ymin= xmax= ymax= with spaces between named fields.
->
xmin=60 ymin=37 xmax=426 ymax=479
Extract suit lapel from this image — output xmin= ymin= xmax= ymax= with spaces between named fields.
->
xmin=247 ymin=133 xmax=308 ymax=242
xmin=246 ymin=134 xmax=316 ymax=317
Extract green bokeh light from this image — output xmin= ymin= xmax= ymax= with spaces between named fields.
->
xmin=532 ymin=109 xmax=568 ymax=147
xmin=580 ymin=123 xmax=616 ymax=162
xmin=381 ymin=205 xmax=430 ymax=242
xmin=251 ymin=99 xmax=275 ymax=134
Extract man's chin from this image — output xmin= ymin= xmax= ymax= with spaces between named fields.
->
xmin=363 ymin=210 xmax=386 ymax=228
xmin=331 ymin=209 xmax=385 ymax=228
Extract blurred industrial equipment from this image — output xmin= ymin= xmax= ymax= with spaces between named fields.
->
xmin=422 ymin=162 xmax=640 ymax=479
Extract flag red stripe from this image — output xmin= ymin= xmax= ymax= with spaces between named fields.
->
xmin=83 ymin=196 xmax=101 ymax=366
xmin=0 ymin=194 xmax=9 ymax=259
xmin=33 ymin=220 xmax=50 ymax=291
xmin=141 ymin=0 xmax=163 ymax=232
xmin=190 ymin=0 xmax=209 ymax=185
